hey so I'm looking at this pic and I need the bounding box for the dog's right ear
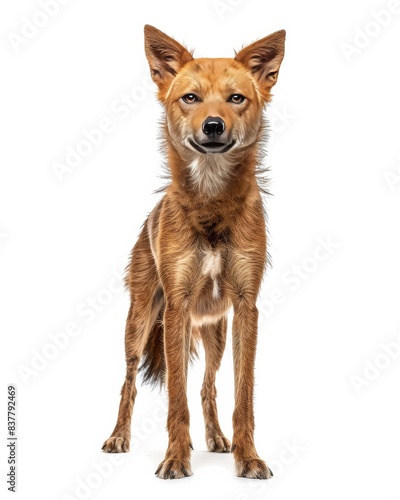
[144,25,193,99]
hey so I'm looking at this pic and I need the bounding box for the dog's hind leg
[101,312,141,453]
[200,317,231,452]
[102,224,162,453]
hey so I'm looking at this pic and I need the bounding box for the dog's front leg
[231,296,273,479]
[155,300,193,479]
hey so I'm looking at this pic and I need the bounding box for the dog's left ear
[144,25,193,99]
[235,30,286,100]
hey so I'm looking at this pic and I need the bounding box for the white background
[1,0,400,499]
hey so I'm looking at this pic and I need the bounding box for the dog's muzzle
[188,116,235,154]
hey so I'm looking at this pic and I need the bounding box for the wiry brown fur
[102,25,285,480]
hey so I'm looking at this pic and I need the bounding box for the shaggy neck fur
[188,154,236,198]
[164,124,267,200]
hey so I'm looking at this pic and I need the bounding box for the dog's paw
[102,436,130,453]
[155,459,193,479]
[236,458,273,479]
[207,435,231,453]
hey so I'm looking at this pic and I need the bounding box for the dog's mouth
[188,138,236,155]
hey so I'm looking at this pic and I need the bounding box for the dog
[102,24,285,480]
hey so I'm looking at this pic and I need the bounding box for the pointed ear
[144,25,193,97]
[235,29,286,100]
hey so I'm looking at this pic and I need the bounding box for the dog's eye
[182,94,199,104]
[228,94,246,104]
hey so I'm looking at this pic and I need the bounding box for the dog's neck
[188,154,242,198]
[165,136,263,201]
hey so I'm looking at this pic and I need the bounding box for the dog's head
[144,25,285,159]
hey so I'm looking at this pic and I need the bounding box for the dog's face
[165,58,264,155]
[144,26,285,158]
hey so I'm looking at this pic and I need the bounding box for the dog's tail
[139,309,165,387]
[139,308,199,388]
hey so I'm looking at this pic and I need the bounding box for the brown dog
[102,25,285,479]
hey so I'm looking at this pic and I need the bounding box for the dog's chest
[201,249,222,299]
[195,211,231,249]
[192,210,231,302]
[191,246,230,323]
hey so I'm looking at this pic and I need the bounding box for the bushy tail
[139,310,165,387]
[139,309,199,388]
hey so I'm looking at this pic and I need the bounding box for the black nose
[202,116,225,136]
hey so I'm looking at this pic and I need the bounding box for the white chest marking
[202,250,221,299]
